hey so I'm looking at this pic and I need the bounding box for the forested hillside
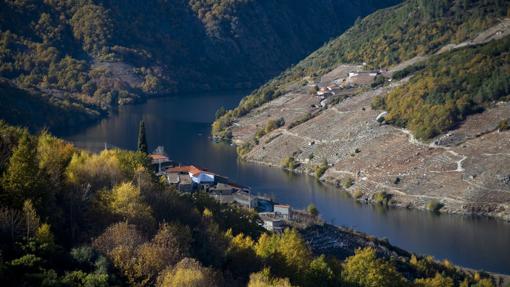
[0,0,400,131]
[213,0,509,138]
[0,122,500,286]
[378,35,510,139]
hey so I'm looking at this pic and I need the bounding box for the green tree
[70,4,112,54]
[307,203,319,217]
[314,159,328,178]
[248,268,293,287]
[305,255,335,286]
[255,228,313,283]
[37,131,74,188]
[35,223,56,253]
[225,230,260,278]
[471,279,496,287]
[342,247,407,287]
[215,106,226,120]
[138,120,148,154]
[110,182,155,229]
[2,133,42,208]
[415,273,454,287]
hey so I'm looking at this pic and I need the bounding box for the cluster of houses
[314,70,383,107]
[148,147,294,232]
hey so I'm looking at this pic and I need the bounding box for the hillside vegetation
[213,0,509,138]
[380,35,510,139]
[0,0,400,131]
[0,79,99,131]
[0,121,500,286]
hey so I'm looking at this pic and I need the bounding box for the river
[57,91,510,275]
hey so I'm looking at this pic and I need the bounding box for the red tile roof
[166,165,207,177]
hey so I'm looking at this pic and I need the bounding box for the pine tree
[2,132,41,208]
[137,120,148,154]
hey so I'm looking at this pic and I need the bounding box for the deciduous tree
[2,133,42,208]
[157,258,219,287]
[342,247,407,287]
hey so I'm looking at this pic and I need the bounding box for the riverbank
[153,152,510,282]
[238,151,510,222]
[227,71,510,221]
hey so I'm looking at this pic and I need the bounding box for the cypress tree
[137,120,148,154]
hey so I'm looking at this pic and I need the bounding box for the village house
[259,212,285,232]
[149,146,173,174]
[274,204,291,220]
[208,183,236,204]
[166,165,216,188]
[233,190,258,209]
[165,171,193,192]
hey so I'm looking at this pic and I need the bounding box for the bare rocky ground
[230,19,510,221]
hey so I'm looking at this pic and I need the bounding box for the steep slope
[0,0,400,131]
[0,79,99,131]
[215,0,510,220]
[213,0,508,137]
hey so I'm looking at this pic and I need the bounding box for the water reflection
[58,91,510,274]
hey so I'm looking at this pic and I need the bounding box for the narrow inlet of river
[57,91,510,275]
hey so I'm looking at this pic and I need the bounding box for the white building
[166,165,215,186]
[274,204,291,219]
[259,212,285,232]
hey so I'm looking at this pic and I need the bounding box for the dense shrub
[314,159,329,178]
[498,119,509,131]
[236,142,254,159]
[255,118,285,140]
[281,156,299,170]
[352,188,363,199]
[288,113,315,129]
[373,192,392,206]
[341,177,354,189]
[426,200,444,213]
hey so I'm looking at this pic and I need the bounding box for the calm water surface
[58,91,510,274]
